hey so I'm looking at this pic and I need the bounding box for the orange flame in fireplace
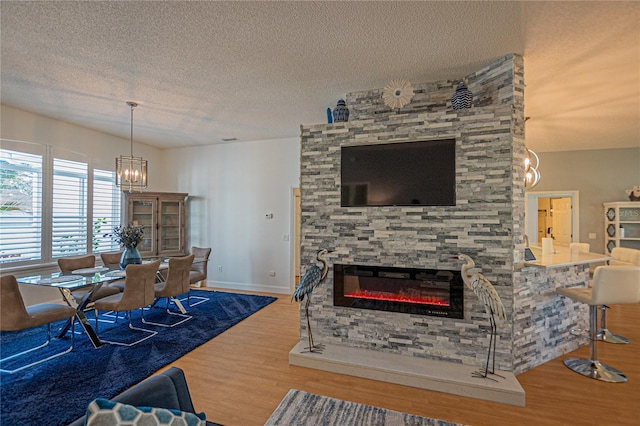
[344,290,449,306]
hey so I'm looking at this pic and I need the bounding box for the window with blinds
[52,158,88,257]
[0,149,43,264]
[0,142,121,267]
[93,169,121,253]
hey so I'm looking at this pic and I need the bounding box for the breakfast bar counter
[524,246,612,268]
[512,246,612,373]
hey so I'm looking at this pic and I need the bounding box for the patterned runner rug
[265,389,464,426]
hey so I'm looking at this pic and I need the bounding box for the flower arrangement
[107,223,144,248]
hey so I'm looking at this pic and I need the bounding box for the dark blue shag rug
[0,290,276,426]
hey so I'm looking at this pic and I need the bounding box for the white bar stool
[557,266,640,383]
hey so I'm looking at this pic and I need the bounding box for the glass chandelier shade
[524,148,541,189]
[116,101,148,192]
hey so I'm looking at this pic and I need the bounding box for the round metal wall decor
[382,79,415,110]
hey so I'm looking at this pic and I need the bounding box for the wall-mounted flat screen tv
[341,139,456,207]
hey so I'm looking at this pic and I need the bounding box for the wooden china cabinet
[125,192,188,258]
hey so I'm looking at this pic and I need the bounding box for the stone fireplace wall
[299,54,525,371]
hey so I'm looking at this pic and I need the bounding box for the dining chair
[93,260,161,346]
[187,247,211,307]
[189,247,211,286]
[0,275,76,374]
[58,255,121,303]
[100,251,126,291]
[143,255,195,327]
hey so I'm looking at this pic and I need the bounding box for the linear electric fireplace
[334,264,464,318]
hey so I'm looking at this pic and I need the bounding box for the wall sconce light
[524,148,541,189]
[115,101,147,192]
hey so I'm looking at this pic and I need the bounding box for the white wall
[159,137,300,294]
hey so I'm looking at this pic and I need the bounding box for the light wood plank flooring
[163,290,639,426]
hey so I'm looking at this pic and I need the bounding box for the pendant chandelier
[115,101,147,192]
[524,148,541,189]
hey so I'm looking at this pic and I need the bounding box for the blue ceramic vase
[332,99,349,122]
[451,82,473,110]
[119,246,142,270]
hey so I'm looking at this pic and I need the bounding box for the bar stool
[569,242,590,255]
[597,247,640,344]
[557,266,640,382]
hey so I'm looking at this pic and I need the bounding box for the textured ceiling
[1,1,638,153]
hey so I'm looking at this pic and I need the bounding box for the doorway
[525,191,580,247]
[290,187,301,293]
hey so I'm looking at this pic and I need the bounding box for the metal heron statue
[292,248,333,353]
[456,253,507,381]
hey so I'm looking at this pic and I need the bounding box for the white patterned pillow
[86,398,206,426]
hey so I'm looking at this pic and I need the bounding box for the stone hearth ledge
[289,341,525,407]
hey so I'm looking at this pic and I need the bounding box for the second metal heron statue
[292,248,333,353]
[455,253,508,381]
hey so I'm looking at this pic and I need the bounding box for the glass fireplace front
[333,264,464,318]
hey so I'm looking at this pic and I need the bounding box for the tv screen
[340,139,456,207]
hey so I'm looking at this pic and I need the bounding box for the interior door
[537,210,546,240]
[552,197,572,246]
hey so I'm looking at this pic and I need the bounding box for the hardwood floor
[164,290,639,425]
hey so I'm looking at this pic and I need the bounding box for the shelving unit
[603,202,640,254]
[126,192,188,257]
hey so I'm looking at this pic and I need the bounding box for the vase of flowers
[107,224,144,269]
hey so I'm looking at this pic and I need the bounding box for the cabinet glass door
[131,200,156,255]
[619,206,640,250]
[158,200,182,253]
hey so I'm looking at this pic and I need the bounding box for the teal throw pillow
[85,398,206,426]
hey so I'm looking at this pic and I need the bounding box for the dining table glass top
[16,272,119,289]
[17,256,206,285]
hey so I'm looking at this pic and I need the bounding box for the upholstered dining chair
[143,255,195,327]
[556,266,640,383]
[100,251,124,269]
[187,247,211,307]
[100,251,126,291]
[93,260,161,346]
[58,255,121,303]
[189,247,211,286]
[0,275,76,374]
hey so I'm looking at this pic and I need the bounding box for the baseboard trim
[206,280,289,294]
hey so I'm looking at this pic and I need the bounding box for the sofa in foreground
[68,367,220,425]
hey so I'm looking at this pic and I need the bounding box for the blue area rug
[0,290,276,426]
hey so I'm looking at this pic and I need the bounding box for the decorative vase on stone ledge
[332,99,349,122]
[451,82,473,110]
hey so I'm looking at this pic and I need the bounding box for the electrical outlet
[218,265,222,272]
[283,234,290,241]
[589,233,596,240]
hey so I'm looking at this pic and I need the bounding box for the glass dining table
[16,256,207,348]
[16,271,122,348]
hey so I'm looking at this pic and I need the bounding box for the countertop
[523,246,612,269]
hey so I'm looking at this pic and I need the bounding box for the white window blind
[52,158,88,257]
[93,169,121,253]
[0,149,43,264]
